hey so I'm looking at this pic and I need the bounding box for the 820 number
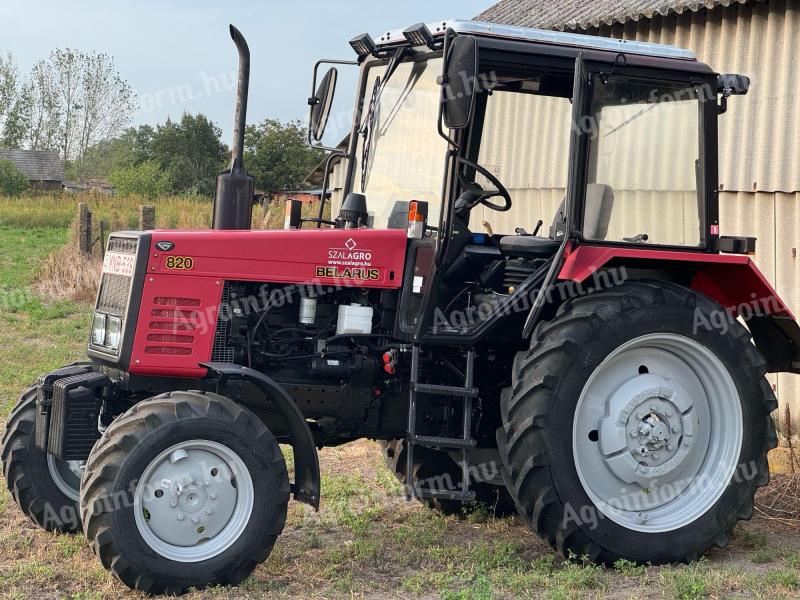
[165,256,194,270]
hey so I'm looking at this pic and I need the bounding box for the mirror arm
[317,150,348,228]
[436,28,459,148]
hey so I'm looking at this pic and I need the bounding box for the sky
[0,1,492,145]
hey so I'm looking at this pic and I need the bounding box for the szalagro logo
[328,238,373,266]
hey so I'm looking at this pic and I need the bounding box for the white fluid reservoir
[336,303,373,335]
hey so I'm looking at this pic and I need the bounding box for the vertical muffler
[212,25,255,230]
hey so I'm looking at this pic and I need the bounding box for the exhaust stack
[212,25,255,230]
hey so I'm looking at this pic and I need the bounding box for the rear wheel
[379,439,515,517]
[1,385,83,532]
[80,391,289,594]
[499,282,777,563]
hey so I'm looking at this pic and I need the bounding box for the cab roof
[375,18,697,61]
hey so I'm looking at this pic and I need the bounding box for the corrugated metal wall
[327,0,800,439]
[586,0,800,441]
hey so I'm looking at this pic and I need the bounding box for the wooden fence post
[77,203,92,254]
[138,205,155,230]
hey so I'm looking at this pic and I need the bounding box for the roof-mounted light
[402,23,435,49]
[349,33,377,58]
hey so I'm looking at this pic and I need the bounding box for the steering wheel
[456,156,512,212]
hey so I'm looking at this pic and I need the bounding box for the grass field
[1,218,800,598]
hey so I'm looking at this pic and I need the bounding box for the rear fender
[558,244,800,373]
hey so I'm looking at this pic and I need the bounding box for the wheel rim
[573,333,743,533]
[46,454,83,502]
[133,439,254,562]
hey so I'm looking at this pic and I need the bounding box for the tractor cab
[309,20,744,342]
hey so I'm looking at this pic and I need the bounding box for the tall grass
[0,192,214,229]
[0,192,329,231]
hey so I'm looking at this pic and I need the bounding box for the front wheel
[1,385,83,532]
[499,282,777,564]
[80,391,289,595]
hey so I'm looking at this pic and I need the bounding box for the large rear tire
[379,439,516,517]
[1,385,83,533]
[499,281,777,564]
[80,391,289,595]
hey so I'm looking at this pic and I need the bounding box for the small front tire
[80,390,289,595]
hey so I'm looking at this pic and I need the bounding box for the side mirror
[442,36,478,130]
[309,67,338,142]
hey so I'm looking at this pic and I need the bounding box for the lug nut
[671,426,679,433]
[652,453,659,460]
[209,492,216,500]
[177,513,184,521]
[205,508,214,515]
[630,431,637,438]
[667,444,673,451]
[191,516,199,524]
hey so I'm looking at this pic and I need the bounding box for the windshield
[352,56,447,228]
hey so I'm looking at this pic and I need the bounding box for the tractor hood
[145,227,408,289]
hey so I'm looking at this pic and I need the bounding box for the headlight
[91,313,106,345]
[106,316,123,350]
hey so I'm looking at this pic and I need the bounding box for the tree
[0,159,29,196]
[0,53,20,142]
[69,124,155,180]
[12,49,135,173]
[150,113,227,195]
[243,119,325,192]
[109,160,171,198]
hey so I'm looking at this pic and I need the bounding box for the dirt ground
[1,439,799,600]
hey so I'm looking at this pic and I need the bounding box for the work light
[349,33,377,57]
[402,23,435,49]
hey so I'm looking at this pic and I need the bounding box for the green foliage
[0,159,28,196]
[108,160,171,198]
[150,113,227,195]
[244,119,325,192]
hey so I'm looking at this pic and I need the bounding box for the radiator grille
[144,296,200,356]
[211,282,235,362]
[97,273,132,316]
[107,236,138,254]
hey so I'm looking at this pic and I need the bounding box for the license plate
[102,252,135,277]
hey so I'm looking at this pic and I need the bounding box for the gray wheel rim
[573,333,743,533]
[46,454,83,502]
[133,439,254,562]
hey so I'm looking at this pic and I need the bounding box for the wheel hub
[134,440,254,562]
[599,375,698,486]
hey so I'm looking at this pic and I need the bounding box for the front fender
[201,362,321,509]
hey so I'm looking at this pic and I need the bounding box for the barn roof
[476,0,760,31]
[0,148,64,182]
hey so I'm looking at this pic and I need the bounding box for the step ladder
[405,345,477,503]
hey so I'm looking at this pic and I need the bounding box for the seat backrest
[548,184,615,240]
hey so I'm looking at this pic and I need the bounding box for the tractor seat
[498,235,560,258]
[498,184,615,258]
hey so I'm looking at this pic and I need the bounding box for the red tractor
[2,19,795,594]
